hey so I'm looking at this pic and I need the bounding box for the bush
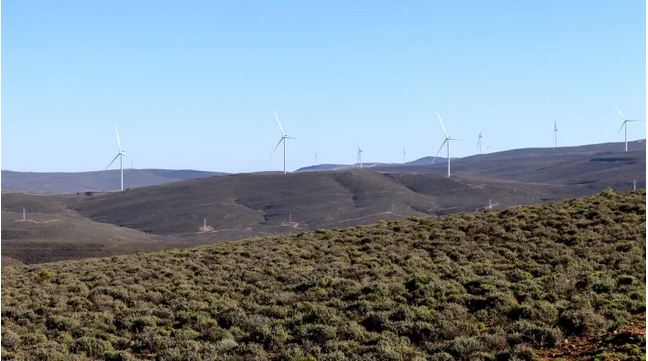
[559,309,608,336]
[72,337,115,358]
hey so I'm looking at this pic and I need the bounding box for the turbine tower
[614,104,640,152]
[432,112,459,177]
[553,118,558,148]
[103,124,126,191]
[357,144,363,168]
[477,132,483,154]
[403,147,406,163]
[269,109,297,174]
[314,152,318,165]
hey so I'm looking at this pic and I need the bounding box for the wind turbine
[432,112,459,177]
[477,132,483,154]
[269,109,297,174]
[553,118,558,148]
[357,144,363,168]
[103,123,126,191]
[403,147,406,163]
[614,104,641,152]
[314,152,318,165]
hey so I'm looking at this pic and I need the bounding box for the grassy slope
[73,171,569,234]
[1,190,645,360]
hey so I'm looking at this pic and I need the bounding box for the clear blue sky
[2,0,646,173]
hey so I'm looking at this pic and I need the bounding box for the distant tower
[23,207,26,221]
[403,147,406,163]
[357,144,363,169]
[554,118,558,148]
[203,218,207,229]
[634,180,636,191]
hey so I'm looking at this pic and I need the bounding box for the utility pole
[23,207,26,221]
[204,218,207,229]
[634,180,636,191]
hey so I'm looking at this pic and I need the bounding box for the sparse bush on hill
[1,190,645,360]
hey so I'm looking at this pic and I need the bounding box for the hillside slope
[1,190,645,360]
[72,171,571,237]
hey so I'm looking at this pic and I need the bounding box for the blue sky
[2,0,646,173]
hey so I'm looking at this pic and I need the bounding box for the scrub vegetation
[2,190,645,360]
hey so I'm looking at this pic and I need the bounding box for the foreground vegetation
[2,190,645,360]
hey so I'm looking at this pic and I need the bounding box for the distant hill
[296,162,388,172]
[1,168,226,193]
[296,140,645,172]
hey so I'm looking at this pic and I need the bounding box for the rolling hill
[2,163,641,265]
[2,190,644,360]
[0,169,225,194]
[296,140,645,173]
[1,140,644,265]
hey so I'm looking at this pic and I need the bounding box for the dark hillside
[2,190,645,360]
[73,171,569,236]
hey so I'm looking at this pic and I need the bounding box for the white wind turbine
[314,152,318,165]
[432,112,459,177]
[477,132,483,154]
[403,147,406,163]
[614,104,641,152]
[357,144,363,168]
[269,109,297,174]
[103,123,126,191]
[553,118,558,148]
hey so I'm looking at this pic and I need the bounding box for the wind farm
[2,1,646,360]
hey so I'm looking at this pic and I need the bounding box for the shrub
[559,309,608,336]
[72,337,115,358]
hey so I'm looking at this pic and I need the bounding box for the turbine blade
[114,123,122,152]
[617,121,627,134]
[614,104,626,120]
[273,109,285,137]
[437,112,448,138]
[431,140,447,164]
[285,136,300,140]
[103,153,120,173]
[268,138,283,159]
